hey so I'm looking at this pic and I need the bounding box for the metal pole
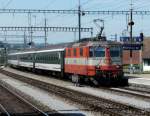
[24,32,26,49]
[74,31,76,42]
[44,18,47,47]
[30,29,33,48]
[4,31,7,43]
[78,0,81,42]
[91,29,93,38]
[140,47,142,73]
[129,2,133,74]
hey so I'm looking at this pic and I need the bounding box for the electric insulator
[82,12,85,16]
[128,21,134,26]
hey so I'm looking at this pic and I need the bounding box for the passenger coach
[8,49,64,76]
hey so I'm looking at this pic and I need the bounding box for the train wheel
[121,77,129,86]
[89,78,99,86]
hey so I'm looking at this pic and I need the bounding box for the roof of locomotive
[72,40,122,47]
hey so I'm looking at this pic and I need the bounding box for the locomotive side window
[80,48,83,56]
[73,48,76,56]
[110,46,121,57]
[68,49,71,57]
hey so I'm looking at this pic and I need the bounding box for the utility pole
[4,31,7,43]
[30,29,33,48]
[24,32,26,49]
[78,0,81,42]
[28,13,33,48]
[44,18,47,47]
[129,0,134,74]
[74,31,76,42]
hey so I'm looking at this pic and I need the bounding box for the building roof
[143,37,150,59]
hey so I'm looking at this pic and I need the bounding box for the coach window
[74,48,76,56]
[80,48,83,56]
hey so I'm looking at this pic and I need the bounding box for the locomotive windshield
[110,46,121,57]
[89,46,105,57]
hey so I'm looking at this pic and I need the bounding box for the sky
[0,0,150,44]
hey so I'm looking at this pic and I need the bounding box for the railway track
[102,86,150,100]
[0,69,150,116]
[124,86,150,94]
[0,104,10,116]
[0,82,49,116]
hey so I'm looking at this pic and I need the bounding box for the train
[8,40,128,86]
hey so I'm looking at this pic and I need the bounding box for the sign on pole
[123,44,141,50]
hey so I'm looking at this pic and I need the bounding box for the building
[142,38,150,72]
[123,50,141,73]
[122,37,150,72]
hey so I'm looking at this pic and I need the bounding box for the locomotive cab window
[94,47,105,57]
[90,46,105,57]
[89,47,94,57]
[110,46,121,57]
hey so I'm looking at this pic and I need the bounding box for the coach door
[33,53,36,71]
[60,51,64,77]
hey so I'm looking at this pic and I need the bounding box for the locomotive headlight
[96,65,100,69]
[116,65,120,68]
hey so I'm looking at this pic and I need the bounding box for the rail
[0,104,10,116]
[0,83,49,116]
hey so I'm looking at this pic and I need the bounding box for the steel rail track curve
[99,87,150,100]
[0,104,10,116]
[123,86,150,94]
[0,83,49,116]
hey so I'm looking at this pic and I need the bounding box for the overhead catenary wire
[135,3,150,10]
[2,0,13,9]
[81,0,92,6]
[1,0,150,44]
[41,0,56,9]
[83,0,125,10]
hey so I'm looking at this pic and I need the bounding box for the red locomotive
[65,39,127,85]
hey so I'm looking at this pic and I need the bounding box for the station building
[122,37,150,72]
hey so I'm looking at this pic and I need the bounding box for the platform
[125,73,150,88]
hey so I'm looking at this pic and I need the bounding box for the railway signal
[140,32,144,42]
